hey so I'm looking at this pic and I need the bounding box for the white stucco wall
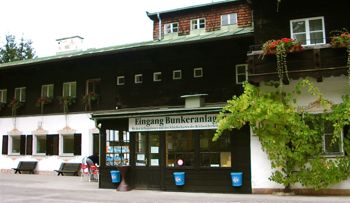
[0,113,98,173]
[250,76,350,190]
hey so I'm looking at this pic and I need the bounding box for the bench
[12,161,38,174]
[54,163,81,176]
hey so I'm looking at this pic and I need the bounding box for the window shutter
[20,135,26,155]
[344,125,349,139]
[2,135,8,155]
[26,135,33,155]
[46,134,59,155]
[74,133,81,155]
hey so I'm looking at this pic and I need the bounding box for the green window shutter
[74,133,81,155]
[20,135,26,155]
[26,135,33,155]
[46,134,59,155]
[2,135,8,155]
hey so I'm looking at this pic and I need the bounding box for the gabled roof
[147,0,241,19]
[0,26,253,70]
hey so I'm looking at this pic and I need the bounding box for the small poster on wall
[150,159,159,166]
[150,146,159,154]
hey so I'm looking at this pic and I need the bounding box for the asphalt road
[0,173,349,203]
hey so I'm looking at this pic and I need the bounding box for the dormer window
[290,17,325,45]
[221,13,237,26]
[164,23,179,34]
[191,18,205,30]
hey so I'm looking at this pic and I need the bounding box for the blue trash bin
[110,170,121,183]
[173,172,185,186]
[230,172,243,187]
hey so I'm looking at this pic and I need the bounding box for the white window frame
[290,16,326,46]
[59,134,74,156]
[135,74,143,84]
[86,78,100,94]
[153,72,162,82]
[33,134,46,156]
[117,76,125,86]
[306,112,344,157]
[193,67,203,78]
[235,64,248,84]
[9,135,21,155]
[173,70,182,80]
[221,13,237,26]
[62,81,76,97]
[14,87,26,102]
[41,84,54,98]
[0,89,7,103]
[191,18,206,30]
[164,22,179,34]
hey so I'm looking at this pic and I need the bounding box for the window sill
[59,154,75,157]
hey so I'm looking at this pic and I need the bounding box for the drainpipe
[157,13,162,41]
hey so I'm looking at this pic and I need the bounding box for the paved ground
[0,173,349,203]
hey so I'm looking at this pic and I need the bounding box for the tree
[0,34,36,63]
[214,80,350,192]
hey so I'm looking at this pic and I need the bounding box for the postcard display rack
[106,130,130,166]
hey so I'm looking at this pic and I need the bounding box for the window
[117,76,125,86]
[235,64,248,84]
[0,89,7,103]
[60,134,74,155]
[41,84,54,98]
[15,87,26,102]
[173,70,182,80]
[193,67,203,78]
[135,132,160,167]
[166,131,194,167]
[63,82,76,97]
[164,22,179,34]
[106,130,130,166]
[34,135,47,155]
[200,130,231,167]
[153,72,162,82]
[59,133,81,156]
[191,18,205,30]
[306,114,344,156]
[135,74,143,84]
[290,17,325,45]
[10,135,21,154]
[86,78,100,94]
[221,13,237,26]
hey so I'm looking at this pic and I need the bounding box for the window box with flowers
[261,38,303,85]
[82,92,99,111]
[8,98,24,116]
[36,96,53,114]
[58,96,76,114]
[330,31,350,84]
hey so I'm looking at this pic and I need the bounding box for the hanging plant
[330,31,350,85]
[8,98,23,117]
[35,96,53,114]
[82,92,99,111]
[261,38,303,87]
[58,96,75,114]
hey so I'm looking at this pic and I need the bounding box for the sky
[1,0,216,57]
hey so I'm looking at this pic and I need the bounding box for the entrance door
[133,132,163,189]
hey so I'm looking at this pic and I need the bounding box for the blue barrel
[173,172,185,186]
[230,172,243,187]
[110,170,120,183]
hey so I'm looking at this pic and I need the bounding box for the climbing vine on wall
[214,80,350,191]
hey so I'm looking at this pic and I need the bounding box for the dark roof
[0,26,253,70]
[147,0,241,19]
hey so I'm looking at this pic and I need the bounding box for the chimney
[181,94,208,108]
[56,36,84,54]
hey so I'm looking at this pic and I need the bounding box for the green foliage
[0,34,36,63]
[58,96,76,114]
[214,80,350,190]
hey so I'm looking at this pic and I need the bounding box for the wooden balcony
[247,44,348,84]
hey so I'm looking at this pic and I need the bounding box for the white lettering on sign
[129,114,217,132]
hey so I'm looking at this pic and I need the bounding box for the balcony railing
[247,43,348,83]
